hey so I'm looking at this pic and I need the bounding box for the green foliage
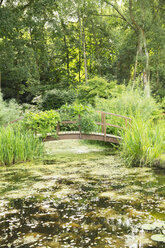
[96,89,162,121]
[0,92,22,126]
[60,103,89,119]
[0,125,43,166]
[59,103,98,133]
[78,113,98,134]
[42,89,76,110]
[121,119,165,167]
[95,89,162,137]
[78,77,112,105]
[0,0,165,102]
[23,110,60,138]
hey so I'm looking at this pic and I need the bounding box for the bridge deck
[44,131,122,144]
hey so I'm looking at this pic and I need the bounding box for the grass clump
[0,125,44,166]
[96,90,161,121]
[121,119,164,167]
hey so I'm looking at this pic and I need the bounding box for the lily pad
[151,234,165,242]
[141,224,156,231]
[153,222,165,229]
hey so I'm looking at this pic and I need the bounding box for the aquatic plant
[121,118,164,167]
[0,125,43,166]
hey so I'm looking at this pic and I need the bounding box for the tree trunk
[142,30,150,97]
[0,71,1,90]
[78,11,88,85]
[82,19,88,85]
[63,35,70,82]
[129,0,150,96]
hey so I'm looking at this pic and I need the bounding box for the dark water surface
[0,141,165,248]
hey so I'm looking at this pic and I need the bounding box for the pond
[0,140,165,248]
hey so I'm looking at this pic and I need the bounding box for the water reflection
[0,140,164,247]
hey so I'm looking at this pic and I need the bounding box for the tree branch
[104,0,137,32]
[92,14,123,20]
[0,0,4,6]
[129,0,141,32]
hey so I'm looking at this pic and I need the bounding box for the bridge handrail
[96,110,132,120]
[5,110,132,142]
[57,110,132,141]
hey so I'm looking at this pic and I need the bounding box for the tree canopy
[0,0,164,102]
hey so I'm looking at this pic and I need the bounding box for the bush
[42,89,76,110]
[78,77,113,105]
[121,119,165,167]
[0,125,43,166]
[0,92,22,125]
[59,103,98,133]
[23,110,61,138]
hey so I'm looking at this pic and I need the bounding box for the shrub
[42,89,76,110]
[121,119,165,167]
[23,110,61,138]
[78,77,114,105]
[59,103,98,133]
[0,125,43,166]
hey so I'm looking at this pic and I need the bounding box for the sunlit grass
[121,119,165,167]
[0,124,44,166]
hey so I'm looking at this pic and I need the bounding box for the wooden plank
[96,122,123,129]
[104,114,106,142]
[78,114,82,139]
[44,132,121,144]
[56,122,60,134]
[125,119,127,128]
[62,121,77,124]
[96,110,132,120]
[101,112,104,133]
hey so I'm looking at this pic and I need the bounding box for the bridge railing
[95,110,132,141]
[56,110,132,141]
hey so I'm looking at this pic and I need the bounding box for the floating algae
[0,140,164,247]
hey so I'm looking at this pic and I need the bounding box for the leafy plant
[78,77,113,106]
[23,110,61,138]
[59,103,98,133]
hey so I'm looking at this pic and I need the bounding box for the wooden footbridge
[44,111,131,144]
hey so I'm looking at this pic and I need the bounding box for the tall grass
[96,90,161,120]
[0,93,22,126]
[0,125,44,166]
[121,119,165,167]
[95,89,162,136]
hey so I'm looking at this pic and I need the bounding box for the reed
[0,125,43,166]
[121,119,164,167]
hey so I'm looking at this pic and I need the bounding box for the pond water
[0,140,165,248]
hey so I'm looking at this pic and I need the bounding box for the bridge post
[125,119,127,129]
[101,112,106,141]
[78,115,82,139]
[56,122,60,135]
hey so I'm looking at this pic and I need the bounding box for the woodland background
[0,0,164,106]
